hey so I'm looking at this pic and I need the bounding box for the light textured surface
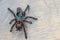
[0,0,60,40]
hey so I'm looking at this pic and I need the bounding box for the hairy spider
[8,5,38,39]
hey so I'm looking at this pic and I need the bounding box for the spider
[8,5,38,39]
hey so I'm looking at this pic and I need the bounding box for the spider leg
[10,22,16,32]
[23,24,27,39]
[24,20,32,24]
[22,5,30,16]
[8,8,16,18]
[24,5,30,13]
[25,16,38,20]
[9,19,15,24]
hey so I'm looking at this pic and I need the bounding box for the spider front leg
[10,22,16,32]
[25,16,38,20]
[22,5,30,16]
[8,8,16,18]
[24,5,30,12]
[23,24,27,39]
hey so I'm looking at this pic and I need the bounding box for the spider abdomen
[16,20,23,26]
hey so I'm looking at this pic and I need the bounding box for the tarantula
[8,5,37,39]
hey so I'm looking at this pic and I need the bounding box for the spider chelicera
[8,5,38,39]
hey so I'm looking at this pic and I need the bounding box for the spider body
[8,5,38,39]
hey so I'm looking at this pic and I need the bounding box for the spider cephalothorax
[8,5,38,39]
